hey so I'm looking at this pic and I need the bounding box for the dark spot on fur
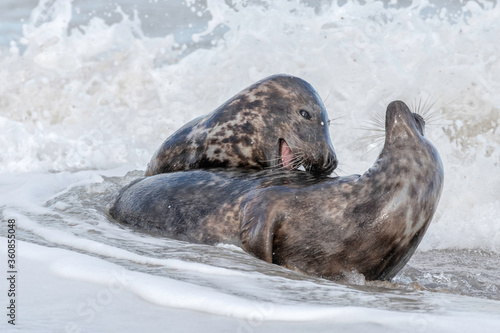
[209,138,220,145]
[351,199,381,227]
[231,142,245,156]
[246,100,263,110]
[240,122,255,135]
[410,185,418,199]
[216,130,226,137]
[198,157,230,169]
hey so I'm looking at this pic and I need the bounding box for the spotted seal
[110,101,444,281]
[145,74,338,176]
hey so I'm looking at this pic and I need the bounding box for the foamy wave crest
[0,0,183,172]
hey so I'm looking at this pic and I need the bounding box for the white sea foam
[2,240,499,332]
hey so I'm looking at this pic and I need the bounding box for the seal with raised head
[145,74,338,176]
[110,101,444,281]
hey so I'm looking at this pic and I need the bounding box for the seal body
[145,74,337,176]
[111,101,444,281]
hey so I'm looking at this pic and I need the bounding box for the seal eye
[299,110,311,120]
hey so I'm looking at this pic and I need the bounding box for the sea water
[0,0,499,332]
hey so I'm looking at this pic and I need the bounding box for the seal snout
[385,100,425,143]
[386,100,411,124]
[278,138,338,175]
[324,152,338,174]
[309,151,337,175]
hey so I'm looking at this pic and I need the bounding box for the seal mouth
[279,139,295,169]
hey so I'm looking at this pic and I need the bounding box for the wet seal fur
[111,101,444,281]
[145,74,338,176]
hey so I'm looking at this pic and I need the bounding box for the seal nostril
[322,153,337,174]
[310,153,337,175]
[330,156,338,172]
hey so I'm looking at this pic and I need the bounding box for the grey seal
[145,74,338,176]
[110,101,444,281]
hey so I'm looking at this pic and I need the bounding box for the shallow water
[1,0,500,332]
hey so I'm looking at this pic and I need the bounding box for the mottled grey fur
[145,74,337,176]
[110,101,444,281]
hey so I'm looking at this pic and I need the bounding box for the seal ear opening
[240,198,278,263]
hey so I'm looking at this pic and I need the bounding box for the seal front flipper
[240,192,282,263]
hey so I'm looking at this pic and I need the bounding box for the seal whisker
[261,158,287,167]
[322,85,335,106]
[423,99,458,129]
[422,108,443,124]
[261,156,286,163]
[331,165,349,176]
[425,122,448,127]
[328,116,344,128]
[421,96,440,118]
[370,112,386,129]
[302,161,312,172]
[284,145,310,168]
[360,141,384,158]
[355,136,385,157]
[287,154,307,168]
[410,95,441,120]
[358,135,385,144]
[409,96,449,133]
[263,152,307,170]
[358,134,386,141]
[356,125,385,132]
[410,97,420,116]
[358,114,385,133]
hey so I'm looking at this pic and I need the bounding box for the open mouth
[279,139,295,169]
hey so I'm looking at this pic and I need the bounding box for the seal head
[145,74,337,176]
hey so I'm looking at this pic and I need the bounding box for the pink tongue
[280,140,294,169]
